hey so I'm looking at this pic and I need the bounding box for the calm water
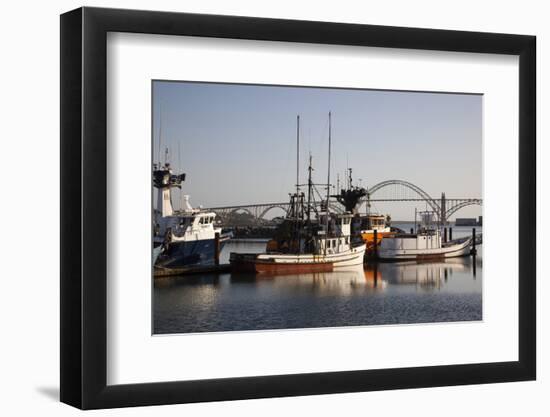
[154,225,482,334]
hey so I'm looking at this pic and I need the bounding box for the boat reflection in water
[154,245,482,334]
[369,256,479,291]
[249,264,387,295]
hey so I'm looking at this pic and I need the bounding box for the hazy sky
[153,81,482,220]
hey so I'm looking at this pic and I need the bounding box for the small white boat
[377,211,472,261]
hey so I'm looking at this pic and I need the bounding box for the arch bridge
[363,179,482,225]
[204,179,481,226]
[205,201,343,225]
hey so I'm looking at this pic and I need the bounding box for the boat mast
[307,153,313,225]
[296,115,300,198]
[325,112,332,236]
[293,115,301,252]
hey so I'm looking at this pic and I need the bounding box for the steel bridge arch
[258,205,289,220]
[445,200,482,219]
[367,179,441,213]
[225,207,255,218]
[209,209,230,222]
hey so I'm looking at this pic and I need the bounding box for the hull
[156,237,228,268]
[378,237,472,261]
[230,244,366,274]
[152,245,163,265]
[361,229,394,256]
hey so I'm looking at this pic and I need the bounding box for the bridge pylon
[440,192,446,226]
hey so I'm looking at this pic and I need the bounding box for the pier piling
[215,232,220,266]
[374,229,378,258]
[471,227,477,256]
[449,227,453,241]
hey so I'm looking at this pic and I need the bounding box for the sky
[152,81,482,221]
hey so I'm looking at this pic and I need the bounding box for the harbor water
[154,224,482,334]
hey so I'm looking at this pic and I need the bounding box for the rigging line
[314,116,329,170]
[279,116,298,201]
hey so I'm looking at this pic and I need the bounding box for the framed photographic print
[60,6,536,409]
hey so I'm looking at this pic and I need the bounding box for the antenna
[178,141,182,211]
[346,153,351,189]
[158,102,163,167]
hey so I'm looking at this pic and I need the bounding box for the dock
[154,264,231,278]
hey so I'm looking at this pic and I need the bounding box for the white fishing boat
[230,113,366,274]
[230,211,366,273]
[377,211,472,261]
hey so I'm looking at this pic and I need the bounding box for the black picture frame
[60,6,536,410]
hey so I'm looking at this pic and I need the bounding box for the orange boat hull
[361,231,394,256]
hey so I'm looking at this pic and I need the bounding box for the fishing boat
[230,113,366,274]
[360,214,395,255]
[377,211,472,261]
[230,210,366,273]
[153,161,231,269]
